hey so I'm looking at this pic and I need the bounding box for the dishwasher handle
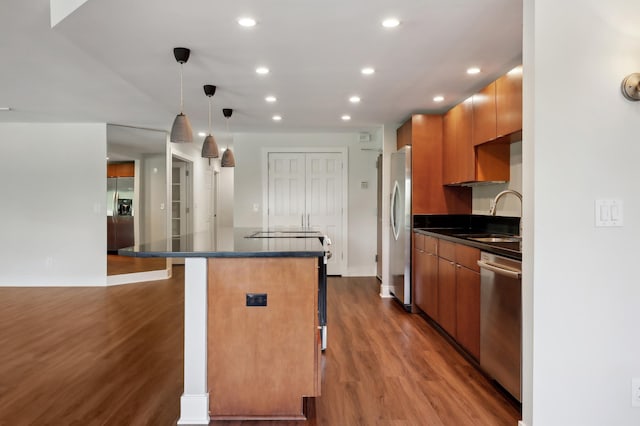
[477,260,521,279]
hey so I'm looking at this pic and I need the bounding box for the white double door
[267,152,344,276]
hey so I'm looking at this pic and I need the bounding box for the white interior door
[267,153,306,228]
[267,151,344,276]
[305,153,343,275]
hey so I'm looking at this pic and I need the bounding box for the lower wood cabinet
[414,234,439,320]
[437,256,457,337]
[455,263,480,359]
[413,231,481,360]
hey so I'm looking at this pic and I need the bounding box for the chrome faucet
[489,189,522,216]
[489,190,523,239]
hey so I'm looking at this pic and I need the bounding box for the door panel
[268,154,306,228]
[268,152,344,275]
[306,153,342,275]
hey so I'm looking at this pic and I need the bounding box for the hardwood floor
[107,254,168,276]
[0,272,520,425]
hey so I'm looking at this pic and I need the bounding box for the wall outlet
[632,378,640,407]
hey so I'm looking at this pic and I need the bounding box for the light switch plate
[595,199,623,227]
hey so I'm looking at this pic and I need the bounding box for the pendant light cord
[208,97,212,134]
[179,63,184,113]
[225,117,230,149]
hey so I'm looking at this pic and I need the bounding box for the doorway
[265,150,346,276]
[171,156,193,262]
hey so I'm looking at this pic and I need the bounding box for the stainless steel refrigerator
[107,177,135,252]
[389,145,412,310]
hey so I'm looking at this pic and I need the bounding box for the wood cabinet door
[422,252,439,319]
[414,245,426,312]
[455,264,480,360]
[442,106,458,185]
[437,257,456,337]
[472,82,497,146]
[496,66,523,137]
[456,97,474,183]
[396,119,412,149]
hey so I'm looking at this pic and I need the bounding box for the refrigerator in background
[107,176,135,252]
[389,145,412,311]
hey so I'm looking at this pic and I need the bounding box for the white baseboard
[106,269,170,286]
[177,393,210,425]
[379,284,393,298]
[343,267,376,277]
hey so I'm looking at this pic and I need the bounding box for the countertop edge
[119,250,325,258]
[414,228,522,261]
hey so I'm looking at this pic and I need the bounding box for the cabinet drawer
[414,232,425,251]
[438,240,455,261]
[455,244,480,272]
[424,236,438,255]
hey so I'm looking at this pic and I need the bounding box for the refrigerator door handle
[112,191,118,220]
[390,180,400,241]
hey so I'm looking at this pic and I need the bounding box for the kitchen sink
[468,236,521,243]
[451,233,521,243]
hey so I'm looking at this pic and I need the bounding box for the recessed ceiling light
[256,66,270,75]
[361,67,375,75]
[507,65,523,75]
[265,95,277,103]
[467,67,481,75]
[238,17,256,27]
[198,131,207,137]
[382,18,400,28]
[273,115,282,121]
[433,95,444,102]
[0,107,12,111]
[349,96,361,103]
[341,115,351,121]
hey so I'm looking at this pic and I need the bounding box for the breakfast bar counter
[120,228,328,424]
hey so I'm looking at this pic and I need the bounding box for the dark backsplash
[413,214,520,235]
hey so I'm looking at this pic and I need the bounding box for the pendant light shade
[170,47,193,143]
[221,108,236,167]
[221,147,236,167]
[171,113,193,143]
[201,85,219,164]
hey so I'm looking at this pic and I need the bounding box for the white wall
[524,1,640,425]
[233,132,380,276]
[140,153,167,244]
[0,123,107,286]
[472,141,522,217]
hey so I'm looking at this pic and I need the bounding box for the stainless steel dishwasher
[478,252,522,402]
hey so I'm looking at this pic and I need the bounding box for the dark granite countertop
[412,214,522,260]
[118,227,326,258]
[414,228,521,260]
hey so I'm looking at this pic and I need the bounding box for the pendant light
[201,84,219,164]
[170,47,193,143]
[221,108,236,167]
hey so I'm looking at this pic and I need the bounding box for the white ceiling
[0,0,522,136]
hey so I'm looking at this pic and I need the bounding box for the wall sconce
[621,73,640,101]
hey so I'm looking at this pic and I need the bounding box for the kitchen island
[120,228,328,424]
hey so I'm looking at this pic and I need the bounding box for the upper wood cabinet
[443,98,474,185]
[107,162,135,177]
[496,66,523,138]
[396,119,412,149]
[472,67,523,145]
[472,82,497,146]
[397,115,471,215]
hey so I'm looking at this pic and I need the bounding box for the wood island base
[207,257,321,419]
